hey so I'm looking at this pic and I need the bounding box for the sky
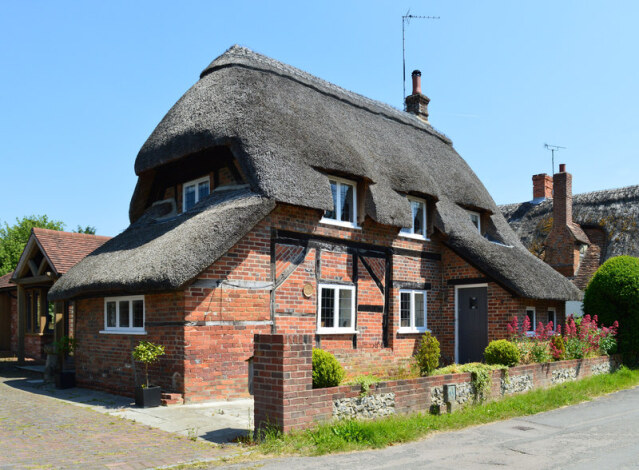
[1,1,638,237]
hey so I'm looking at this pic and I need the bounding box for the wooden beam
[17,285,25,364]
[28,259,39,277]
[13,275,54,286]
[37,257,48,275]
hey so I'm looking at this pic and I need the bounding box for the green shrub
[550,335,566,360]
[484,340,520,367]
[312,348,344,388]
[415,332,440,376]
[583,256,639,354]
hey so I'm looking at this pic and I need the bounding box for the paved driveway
[0,363,243,469]
[237,385,639,469]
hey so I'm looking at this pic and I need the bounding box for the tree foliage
[74,225,96,235]
[583,256,639,354]
[0,215,65,276]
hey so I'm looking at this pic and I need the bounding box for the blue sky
[2,1,638,236]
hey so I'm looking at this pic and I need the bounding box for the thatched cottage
[48,45,580,402]
[501,166,639,290]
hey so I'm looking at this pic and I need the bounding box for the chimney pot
[559,163,566,173]
[405,69,429,122]
[411,70,422,95]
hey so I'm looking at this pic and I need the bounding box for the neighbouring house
[48,45,581,403]
[500,165,639,291]
[8,228,110,361]
[0,272,17,353]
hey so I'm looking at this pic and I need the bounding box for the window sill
[397,328,430,334]
[100,329,147,335]
[316,329,359,335]
[319,218,362,230]
[399,232,430,241]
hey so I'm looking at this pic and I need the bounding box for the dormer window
[468,211,481,233]
[321,177,357,228]
[400,196,427,240]
[183,176,210,211]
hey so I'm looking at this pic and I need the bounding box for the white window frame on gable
[317,284,357,334]
[320,177,359,229]
[525,306,536,337]
[182,176,210,212]
[400,196,428,240]
[102,295,146,334]
[468,210,481,233]
[398,289,428,333]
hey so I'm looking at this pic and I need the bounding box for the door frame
[454,283,488,363]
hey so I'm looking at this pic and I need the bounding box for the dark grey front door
[458,286,488,364]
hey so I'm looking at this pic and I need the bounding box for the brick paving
[0,362,233,469]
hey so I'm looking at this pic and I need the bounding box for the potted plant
[132,340,165,408]
[54,335,77,389]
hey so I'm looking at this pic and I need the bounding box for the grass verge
[256,366,639,456]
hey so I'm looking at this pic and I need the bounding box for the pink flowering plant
[506,314,618,363]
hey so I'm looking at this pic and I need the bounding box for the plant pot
[55,370,76,389]
[135,385,162,408]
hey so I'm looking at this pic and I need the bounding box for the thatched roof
[501,185,639,261]
[49,45,581,301]
[49,189,275,300]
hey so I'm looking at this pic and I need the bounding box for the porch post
[17,284,25,364]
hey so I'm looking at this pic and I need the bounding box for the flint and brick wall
[253,334,620,433]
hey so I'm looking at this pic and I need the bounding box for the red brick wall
[74,293,187,397]
[253,334,619,433]
[75,202,566,401]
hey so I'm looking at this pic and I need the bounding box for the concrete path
[12,364,253,443]
[0,362,250,469]
[236,385,639,469]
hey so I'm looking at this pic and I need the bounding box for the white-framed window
[317,284,356,334]
[547,307,557,332]
[398,289,428,333]
[400,196,428,240]
[525,306,536,336]
[183,176,210,211]
[320,177,358,228]
[468,210,481,233]
[102,296,146,334]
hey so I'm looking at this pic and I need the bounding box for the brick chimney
[543,163,590,277]
[405,70,430,122]
[532,173,553,200]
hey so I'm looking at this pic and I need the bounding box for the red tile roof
[32,228,111,275]
[0,272,14,290]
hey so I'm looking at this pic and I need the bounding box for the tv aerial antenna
[402,9,439,106]
[544,143,566,175]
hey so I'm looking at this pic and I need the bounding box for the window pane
[106,302,117,327]
[338,289,352,328]
[548,310,555,328]
[340,183,354,222]
[415,292,425,328]
[320,288,335,328]
[400,292,410,327]
[198,180,210,200]
[119,301,130,328]
[184,184,196,210]
[325,180,337,220]
[470,213,480,230]
[412,201,424,236]
[526,310,535,331]
[133,300,144,328]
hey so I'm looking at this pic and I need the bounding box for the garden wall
[253,334,620,433]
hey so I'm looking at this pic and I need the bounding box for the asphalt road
[239,386,639,469]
